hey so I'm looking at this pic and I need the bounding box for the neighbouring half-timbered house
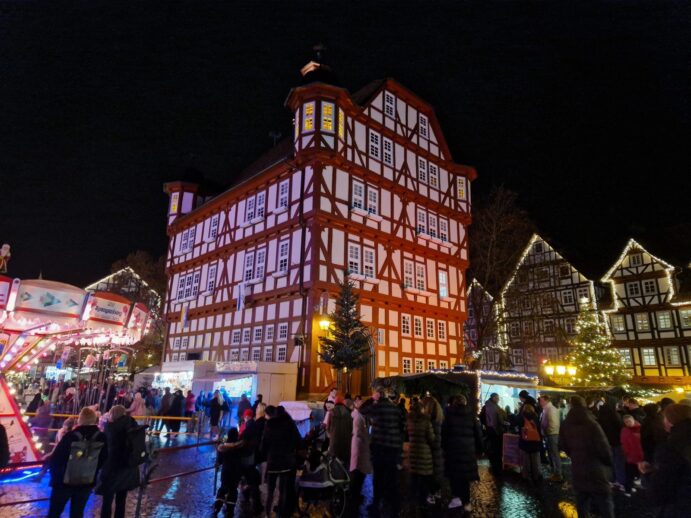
[463,280,501,370]
[601,239,691,385]
[500,234,597,374]
[161,58,476,398]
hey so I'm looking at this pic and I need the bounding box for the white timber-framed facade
[161,63,476,398]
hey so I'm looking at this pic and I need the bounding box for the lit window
[437,321,446,340]
[643,279,656,295]
[363,248,376,278]
[439,219,449,242]
[265,325,274,341]
[439,360,448,370]
[561,290,574,305]
[416,264,426,291]
[426,319,435,339]
[206,263,217,293]
[384,92,395,117]
[416,208,427,234]
[176,274,186,300]
[383,138,393,166]
[456,177,466,200]
[417,158,428,183]
[438,271,448,298]
[278,323,288,340]
[415,359,424,373]
[577,287,590,301]
[369,132,380,160]
[277,346,287,362]
[418,114,428,138]
[629,253,642,266]
[680,309,691,329]
[254,248,266,279]
[321,102,334,132]
[635,313,650,331]
[246,196,256,222]
[403,358,412,374]
[232,330,241,344]
[244,251,255,282]
[367,188,378,215]
[253,327,262,342]
[657,311,672,330]
[626,283,641,297]
[338,109,345,139]
[209,214,220,239]
[264,347,273,362]
[230,349,239,361]
[348,244,361,275]
[428,214,438,239]
[242,329,251,343]
[641,347,657,367]
[251,348,261,361]
[428,163,439,188]
[256,192,266,219]
[303,102,315,132]
[404,261,414,289]
[414,317,423,337]
[402,315,411,335]
[427,360,436,371]
[352,181,364,210]
[278,240,290,274]
[278,180,290,209]
[611,315,626,332]
[618,349,633,367]
[240,349,249,361]
[664,346,681,366]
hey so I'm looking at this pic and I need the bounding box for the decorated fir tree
[319,274,372,391]
[565,302,631,387]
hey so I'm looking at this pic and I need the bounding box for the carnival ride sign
[14,280,86,318]
[89,293,131,326]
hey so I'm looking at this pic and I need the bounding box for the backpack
[63,432,105,486]
[126,424,149,468]
[521,418,540,442]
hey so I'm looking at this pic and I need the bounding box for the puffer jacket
[442,403,482,482]
[407,412,435,476]
[261,412,302,472]
[96,415,141,494]
[327,404,352,467]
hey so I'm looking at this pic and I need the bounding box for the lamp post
[542,360,577,386]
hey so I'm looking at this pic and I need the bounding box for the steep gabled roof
[467,278,494,301]
[600,238,675,282]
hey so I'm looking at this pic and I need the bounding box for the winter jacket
[209,398,228,426]
[167,394,184,417]
[350,409,372,474]
[127,397,147,420]
[261,412,302,472]
[442,403,481,482]
[185,394,196,414]
[96,415,141,494]
[620,424,644,464]
[650,418,691,517]
[359,397,405,450]
[597,404,622,447]
[236,397,252,420]
[159,393,172,415]
[326,404,352,467]
[254,416,267,463]
[540,402,560,436]
[429,417,444,482]
[559,406,612,495]
[49,425,107,488]
[407,413,435,476]
[641,412,667,463]
[518,414,542,453]
[481,399,506,433]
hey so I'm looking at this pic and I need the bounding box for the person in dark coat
[213,427,242,517]
[260,406,302,518]
[97,405,141,518]
[518,404,542,484]
[166,390,185,437]
[326,396,353,467]
[236,393,252,423]
[442,395,481,512]
[156,387,172,434]
[407,401,435,507]
[559,396,614,518]
[251,394,263,414]
[640,403,691,518]
[27,393,43,413]
[209,390,228,439]
[422,396,445,503]
[597,399,625,489]
[0,422,9,469]
[48,407,108,518]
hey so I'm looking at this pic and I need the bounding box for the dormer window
[630,253,642,266]
[321,102,335,132]
[419,114,429,138]
[302,102,315,132]
[384,92,395,117]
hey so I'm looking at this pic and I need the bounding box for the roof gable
[601,238,675,282]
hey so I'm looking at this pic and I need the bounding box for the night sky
[2,1,690,287]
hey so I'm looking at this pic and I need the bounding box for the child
[620,414,644,496]
[213,428,242,517]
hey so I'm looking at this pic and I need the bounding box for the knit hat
[243,409,254,418]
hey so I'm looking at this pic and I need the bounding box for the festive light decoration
[564,300,631,387]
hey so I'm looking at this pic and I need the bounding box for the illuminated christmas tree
[565,301,631,387]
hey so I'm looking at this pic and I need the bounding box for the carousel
[0,275,149,469]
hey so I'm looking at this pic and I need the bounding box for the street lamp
[542,360,577,385]
[319,318,331,331]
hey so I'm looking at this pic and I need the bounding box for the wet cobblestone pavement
[0,449,660,517]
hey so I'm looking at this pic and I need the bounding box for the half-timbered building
[162,58,476,398]
[601,239,691,385]
[463,280,502,370]
[500,234,596,374]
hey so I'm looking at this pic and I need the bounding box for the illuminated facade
[162,60,475,397]
[499,234,597,374]
[601,239,691,385]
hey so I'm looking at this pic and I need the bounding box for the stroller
[297,429,350,518]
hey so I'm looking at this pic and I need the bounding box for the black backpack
[63,432,105,485]
[126,424,149,467]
